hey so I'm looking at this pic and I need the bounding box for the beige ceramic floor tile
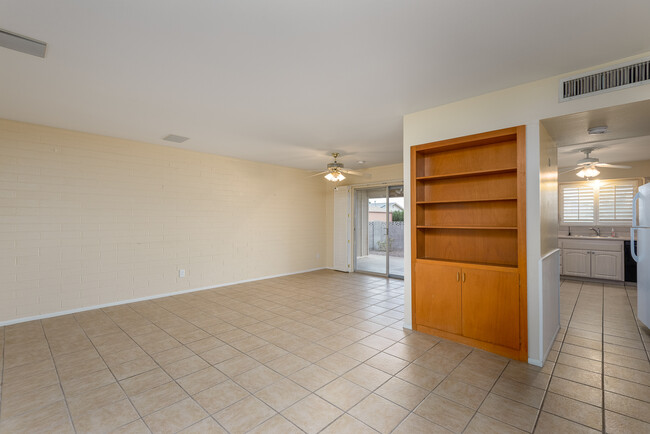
[547,377,602,407]
[66,382,126,417]
[316,377,370,411]
[73,399,140,433]
[178,417,226,433]
[316,352,360,375]
[552,363,602,388]
[131,381,189,416]
[289,364,337,391]
[321,414,378,434]
[365,352,410,375]
[214,395,276,433]
[534,411,599,433]
[143,397,207,434]
[604,375,650,402]
[349,393,409,433]
[491,375,545,408]
[247,414,302,434]
[393,413,451,434]
[396,363,445,390]
[375,376,429,410]
[605,390,650,423]
[464,413,527,433]
[605,410,650,433]
[112,418,152,433]
[176,366,227,395]
[193,380,250,414]
[433,377,488,410]
[282,394,343,434]
[0,400,74,434]
[414,393,474,432]
[478,393,538,432]
[255,378,310,411]
[0,383,64,420]
[542,392,602,431]
[233,365,283,393]
[119,368,172,397]
[265,353,311,376]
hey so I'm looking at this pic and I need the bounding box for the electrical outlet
[179,269,185,278]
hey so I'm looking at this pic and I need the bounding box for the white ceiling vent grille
[163,134,189,143]
[560,57,650,102]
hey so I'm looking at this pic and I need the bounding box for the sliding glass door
[354,185,404,278]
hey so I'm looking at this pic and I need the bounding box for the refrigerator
[631,182,650,328]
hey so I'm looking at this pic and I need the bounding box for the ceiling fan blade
[340,169,362,176]
[559,167,580,175]
[308,171,329,177]
[594,163,632,169]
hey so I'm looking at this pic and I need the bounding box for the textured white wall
[0,119,328,323]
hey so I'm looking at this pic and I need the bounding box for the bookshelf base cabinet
[411,126,527,362]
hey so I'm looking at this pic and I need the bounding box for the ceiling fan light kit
[325,171,345,182]
[314,153,362,182]
[559,147,631,179]
[576,166,600,179]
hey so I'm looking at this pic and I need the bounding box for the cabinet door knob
[462,273,466,283]
[457,271,460,282]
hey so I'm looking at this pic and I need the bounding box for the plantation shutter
[598,181,636,223]
[561,184,594,224]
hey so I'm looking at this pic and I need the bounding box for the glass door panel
[388,186,405,278]
[355,187,388,275]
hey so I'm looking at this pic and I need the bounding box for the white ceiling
[2,1,650,171]
[543,100,650,167]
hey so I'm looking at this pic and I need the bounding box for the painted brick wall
[0,119,328,323]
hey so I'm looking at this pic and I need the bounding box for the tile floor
[0,271,648,433]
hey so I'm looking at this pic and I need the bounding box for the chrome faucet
[589,227,600,236]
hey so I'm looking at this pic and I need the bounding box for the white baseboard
[527,357,543,367]
[0,267,326,327]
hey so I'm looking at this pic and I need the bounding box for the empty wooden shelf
[411,126,527,361]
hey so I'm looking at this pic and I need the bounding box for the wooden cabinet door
[461,267,520,349]
[591,250,622,281]
[415,261,462,334]
[562,249,591,277]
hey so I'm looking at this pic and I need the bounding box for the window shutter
[562,184,594,223]
[598,182,635,223]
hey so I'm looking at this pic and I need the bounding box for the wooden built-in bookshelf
[411,126,527,361]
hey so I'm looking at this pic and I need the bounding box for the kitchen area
[543,100,650,353]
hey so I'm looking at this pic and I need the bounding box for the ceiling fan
[560,147,631,178]
[312,153,362,182]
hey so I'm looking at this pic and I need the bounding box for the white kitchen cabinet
[562,249,591,278]
[591,250,622,280]
[559,238,624,281]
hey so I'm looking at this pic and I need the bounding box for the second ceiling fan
[560,147,631,178]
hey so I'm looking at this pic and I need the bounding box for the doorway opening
[354,185,404,278]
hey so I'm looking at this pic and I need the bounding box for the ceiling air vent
[560,57,650,102]
[163,134,189,143]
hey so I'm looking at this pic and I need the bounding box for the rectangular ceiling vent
[0,28,47,58]
[560,57,650,102]
[163,134,189,143]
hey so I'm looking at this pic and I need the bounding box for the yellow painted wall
[0,119,328,323]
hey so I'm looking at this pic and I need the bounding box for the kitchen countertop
[558,235,630,241]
